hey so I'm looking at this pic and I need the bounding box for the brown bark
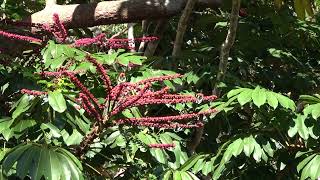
[46,0,57,7]
[19,0,221,29]
[24,0,186,29]
[144,19,168,56]
[172,0,197,58]
[213,0,241,95]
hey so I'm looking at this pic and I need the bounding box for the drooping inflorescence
[0,14,159,52]
[26,54,218,153]
[6,13,218,153]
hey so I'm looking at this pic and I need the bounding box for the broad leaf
[48,91,67,113]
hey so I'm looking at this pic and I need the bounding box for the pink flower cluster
[1,13,159,51]
[20,89,47,96]
[34,55,218,130]
[73,33,106,47]
[42,13,68,43]
[0,30,42,43]
[0,19,43,28]
[148,143,175,149]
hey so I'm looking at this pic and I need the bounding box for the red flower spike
[110,83,151,116]
[116,120,204,129]
[116,109,217,123]
[73,33,106,47]
[137,74,182,85]
[64,72,103,110]
[20,89,47,96]
[85,55,112,94]
[80,93,102,121]
[52,13,68,43]
[0,30,42,43]
[148,143,175,149]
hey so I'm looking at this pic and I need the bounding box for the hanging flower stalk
[1,13,159,52]
[29,54,218,156]
[11,13,217,153]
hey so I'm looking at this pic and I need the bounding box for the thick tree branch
[172,0,197,58]
[23,0,186,29]
[18,0,221,29]
[188,0,241,155]
[46,0,57,7]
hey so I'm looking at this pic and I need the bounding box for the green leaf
[160,133,173,145]
[12,119,37,133]
[105,131,121,145]
[251,87,267,107]
[0,118,14,140]
[297,154,317,173]
[62,129,83,146]
[243,136,255,157]
[41,123,61,138]
[180,171,194,180]
[311,104,320,119]
[192,158,205,174]
[227,88,246,98]
[289,115,309,140]
[173,171,182,180]
[12,94,32,120]
[147,134,167,164]
[187,172,200,180]
[179,154,205,171]
[253,142,262,162]
[48,91,67,113]
[163,170,172,180]
[262,141,274,157]
[237,89,252,106]
[202,161,213,175]
[231,139,243,157]
[300,155,319,180]
[276,94,296,111]
[266,92,278,109]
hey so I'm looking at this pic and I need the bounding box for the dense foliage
[1,0,320,179]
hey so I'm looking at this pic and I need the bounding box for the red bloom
[0,30,42,43]
[20,89,47,96]
[73,33,106,47]
[148,143,175,149]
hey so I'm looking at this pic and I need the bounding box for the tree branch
[45,0,57,7]
[188,0,241,155]
[144,19,168,56]
[213,0,241,95]
[172,0,197,58]
[23,0,186,29]
[18,0,221,29]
